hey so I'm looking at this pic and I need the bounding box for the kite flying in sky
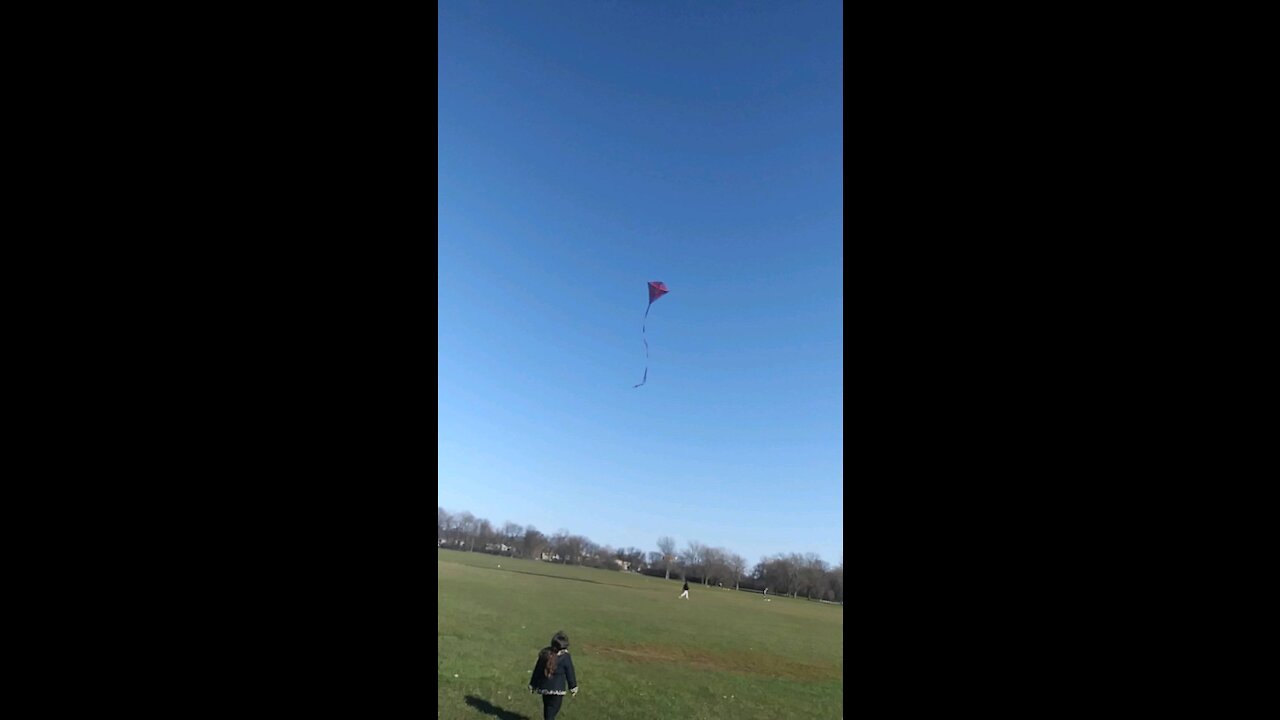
[634,281,669,388]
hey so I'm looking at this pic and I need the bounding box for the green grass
[438,548,843,719]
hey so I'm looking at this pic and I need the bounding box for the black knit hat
[551,631,570,650]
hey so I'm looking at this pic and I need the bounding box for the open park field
[438,548,843,719]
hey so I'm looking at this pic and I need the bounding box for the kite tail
[634,302,652,388]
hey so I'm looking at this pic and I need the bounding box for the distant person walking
[679,580,690,599]
[529,631,577,719]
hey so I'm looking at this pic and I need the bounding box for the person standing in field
[529,631,577,720]
[679,579,690,599]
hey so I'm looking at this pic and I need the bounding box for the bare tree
[590,544,611,569]
[701,547,718,584]
[657,536,677,580]
[565,535,591,564]
[684,541,707,584]
[441,513,460,546]
[437,508,840,599]
[786,553,804,597]
[502,522,522,555]
[523,526,548,560]
[753,554,795,596]
[616,547,645,571]
[438,508,451,542]
[703,547,728,586]
[800,553,828,599]
[551,530,571,562]
[548,532,592,565]
[728,553,747,590]
[457,511,479,551]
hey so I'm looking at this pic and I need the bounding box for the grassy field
[438,548,842,719]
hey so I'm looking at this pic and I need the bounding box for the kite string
[634,301,653,387]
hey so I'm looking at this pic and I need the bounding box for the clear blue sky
[438,1,842,570]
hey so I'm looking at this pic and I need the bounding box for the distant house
[613,558,631,571]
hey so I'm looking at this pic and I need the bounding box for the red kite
[635,281,669,388]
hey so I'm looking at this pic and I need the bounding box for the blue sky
[438,1,842,569]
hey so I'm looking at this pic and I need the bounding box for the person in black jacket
[529,631,577,720]
[680,579,690,599]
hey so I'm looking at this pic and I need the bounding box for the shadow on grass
[464,695,531,720]
[497,567,637,589]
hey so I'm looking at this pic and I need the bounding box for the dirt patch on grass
[588,643,839,681]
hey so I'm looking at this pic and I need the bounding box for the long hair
[540,631,570,677]
[539,646,558,677]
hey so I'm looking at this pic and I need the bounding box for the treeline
[438,508,843,603]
